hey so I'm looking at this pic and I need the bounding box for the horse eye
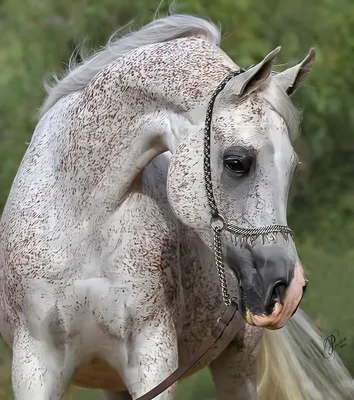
[224,155,252,176]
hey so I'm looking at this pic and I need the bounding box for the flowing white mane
[40,13,300,141]
[40,14,221,117]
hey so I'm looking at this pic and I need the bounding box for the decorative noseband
[203,69,293,306]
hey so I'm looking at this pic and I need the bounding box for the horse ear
[232,46,281,98]
[273,48,316,96]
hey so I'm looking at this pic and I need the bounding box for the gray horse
[0,13,353,400]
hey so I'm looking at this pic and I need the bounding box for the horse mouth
[243,261,307,330]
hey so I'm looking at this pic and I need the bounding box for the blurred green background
[0,0,354,398]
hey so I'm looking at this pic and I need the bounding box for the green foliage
[0,0,354,398]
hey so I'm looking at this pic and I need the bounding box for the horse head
[167,46,315,329]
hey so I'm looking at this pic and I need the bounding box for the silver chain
[212,225,231,306]
[203,69,293,307]
[226,221,292,244]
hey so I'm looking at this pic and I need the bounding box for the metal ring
[210,214,225,232]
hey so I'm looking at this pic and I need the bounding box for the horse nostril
[274,283,287,305]
[265,282,287,315]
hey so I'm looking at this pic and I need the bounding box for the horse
[0,12,353,400]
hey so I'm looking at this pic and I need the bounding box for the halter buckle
[210,214,225,232]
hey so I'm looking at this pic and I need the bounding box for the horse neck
[42,38,233,212]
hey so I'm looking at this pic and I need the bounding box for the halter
[137,69,295,400]
[203,69,293,306]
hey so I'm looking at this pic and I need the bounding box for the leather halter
[136,68,292,399]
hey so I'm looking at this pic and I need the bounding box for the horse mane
[39,12,300,141]
[39,14,221,118]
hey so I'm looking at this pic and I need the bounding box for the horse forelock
[260,78,301,141]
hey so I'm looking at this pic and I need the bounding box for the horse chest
[71,318,240,392]
[69,239,241,392]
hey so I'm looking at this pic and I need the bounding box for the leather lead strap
[136,301,238,400]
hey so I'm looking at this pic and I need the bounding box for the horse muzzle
[226,244,307,330]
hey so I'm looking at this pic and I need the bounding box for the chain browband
[203,68,293,306]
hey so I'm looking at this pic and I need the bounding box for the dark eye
[224,155,252,176]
